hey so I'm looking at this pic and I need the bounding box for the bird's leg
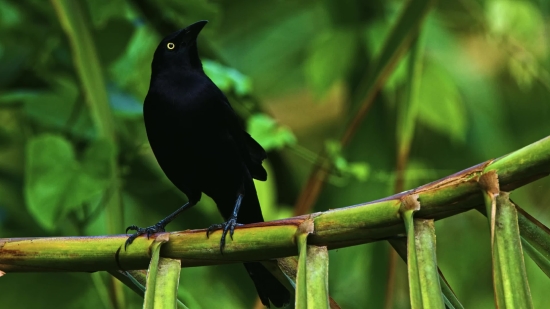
[206,194,244,253]
[124,201,195,250]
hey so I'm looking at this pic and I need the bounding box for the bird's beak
[178,20,208,45]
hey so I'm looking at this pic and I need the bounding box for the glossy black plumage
[124,20,290,307]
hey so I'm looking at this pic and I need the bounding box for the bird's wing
[241,131,267,180]
[214,92,267,181]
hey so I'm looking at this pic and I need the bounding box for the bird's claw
[206,217,243,254]
[124,223,166,250]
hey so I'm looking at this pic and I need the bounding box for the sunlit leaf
[110,25,159,98]
[203,60,252,96]
[325,140,370,183]
[305,29,358,97]
[417,62,466,143]
[486,0,544,45]
[247,113,296,151]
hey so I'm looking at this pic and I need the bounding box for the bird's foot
[206,216,243,253]
[124,223,166,250]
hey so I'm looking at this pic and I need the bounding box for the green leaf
[324,140,370,184]
[81,139,116,187]
[507,56,538,91]
[0,0,22,29]
[25,135,75,230]
[84,0,129,28]
[203,60,253,96]
[24,134,114,231]
[486,0,544,46]
[0,78,95,137]
[247,113,296,151]
[110,25,159,99]
[417,63,466,143]
[305,29,357,97]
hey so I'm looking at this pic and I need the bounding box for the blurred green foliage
[0,0,549,308]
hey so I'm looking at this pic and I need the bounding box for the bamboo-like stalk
[492,194,533,308]
[295,220,313,309]
[143,235,169,309]
[477,202,550,282]
[411,220,444,308]
[515,205,550,277]
[109,270,189,309]
[388,239,464,309]
[152,258,183,309]
[0,136,549,272]
[479,171,533,309]
[305,246,329,309]
[50,1,124,306]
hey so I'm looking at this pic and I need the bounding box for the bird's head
[151,20,208,74]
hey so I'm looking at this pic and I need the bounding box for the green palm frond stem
[0,136,548,272]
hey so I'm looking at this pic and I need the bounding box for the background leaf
[24,134,113,231]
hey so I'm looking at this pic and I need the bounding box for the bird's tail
[237,174,290,307]
[244,262,290,308]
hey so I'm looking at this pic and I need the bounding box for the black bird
[124,20,290,307]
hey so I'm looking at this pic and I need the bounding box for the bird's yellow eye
[167,42,175,50]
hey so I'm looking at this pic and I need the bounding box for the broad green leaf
[247,113,296,151]
[0,0,21,29]
[110,25,159,99]
[25,134,76,230]
[84,0,129,28]
[417,63,466,143]
[203,60,253,96]
[486,0,544,90]
[486,0,544,46]
[508,57,538,90]
[25,134,114,231]
[324,140,370,184]
[305,29,357,97]
[81,139,116,186]
[0,78,95,137]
